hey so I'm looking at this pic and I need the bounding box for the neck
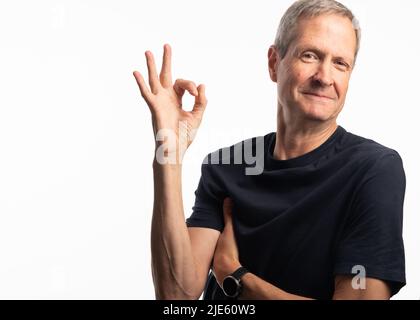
[273,106,338,161]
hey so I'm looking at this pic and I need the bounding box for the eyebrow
[295,45,354,65]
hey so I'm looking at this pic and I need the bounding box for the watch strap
[230,266,249,281]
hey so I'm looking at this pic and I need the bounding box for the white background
[0,0,419,299]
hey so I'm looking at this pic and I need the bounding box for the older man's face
[269,14,357,123]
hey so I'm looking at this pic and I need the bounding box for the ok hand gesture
[133,44,208,163]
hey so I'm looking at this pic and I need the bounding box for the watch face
[222,276,239,297]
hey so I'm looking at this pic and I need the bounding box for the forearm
[240,272,391,300]
[151,160,201,299]
[239,273,314,300]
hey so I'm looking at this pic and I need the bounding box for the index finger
[159,43,173,88]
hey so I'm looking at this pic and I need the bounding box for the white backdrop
[0,0,418,299]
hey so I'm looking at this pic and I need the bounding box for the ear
[268,45,279,82]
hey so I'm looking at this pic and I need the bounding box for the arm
[332,275,390,300]
[237,271,390,300]
[134,44,218,299]
[151,164,220,299]
[213,198,391,300]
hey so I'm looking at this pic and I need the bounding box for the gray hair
[274,0,361,64]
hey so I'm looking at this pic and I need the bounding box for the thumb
[223,197,233,226]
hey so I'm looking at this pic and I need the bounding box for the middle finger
[160,44,173,88]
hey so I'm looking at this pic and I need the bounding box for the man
[133,0,406,300]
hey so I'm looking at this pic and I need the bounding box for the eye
[301,52,318,62]
[335,60,350,70]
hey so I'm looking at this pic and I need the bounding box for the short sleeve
[334,152,406,296]
[186,160,226,232]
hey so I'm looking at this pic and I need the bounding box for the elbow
[156,292,201,300]
[155,287,202,300]
[154,278,203,300]
[152,265,204,300]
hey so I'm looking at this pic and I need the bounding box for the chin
[301,103,337,121]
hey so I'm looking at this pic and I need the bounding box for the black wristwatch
[221,266,249,299]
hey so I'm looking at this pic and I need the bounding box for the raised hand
[133,44,208,163]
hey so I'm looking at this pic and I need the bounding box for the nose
[312,62,333,87]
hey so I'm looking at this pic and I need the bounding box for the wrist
[152,158,182,170]
[153,139,186,166]
[221,266,249,299]
[222,261,242,279]
[214,257,241,283]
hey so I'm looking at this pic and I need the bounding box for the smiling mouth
[302,92,334,100]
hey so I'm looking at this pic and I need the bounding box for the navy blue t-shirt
[186,125,406,299]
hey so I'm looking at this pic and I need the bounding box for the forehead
[292,14,357,61]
